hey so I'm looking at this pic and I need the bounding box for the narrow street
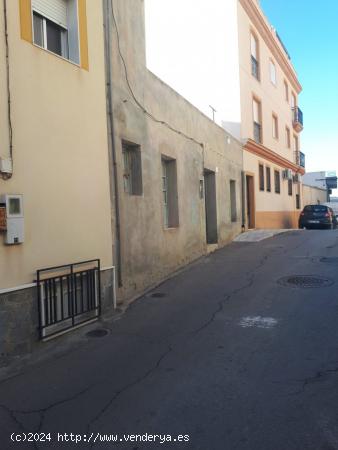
[2,230,338,450]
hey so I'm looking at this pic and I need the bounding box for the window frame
[269,59,277,86]
[122,141,143,196]
[259,163,265,191]
[272,113,279,140]
[19,0,88,69]
[253,96,263,144]
[286,126,291,149]
[274,170,281,194]
[266,166,271,192]
[230,180,237,222]
[250,31,260,81]
[33,11,69,59]
[284,80,289,102]
[288,179,293,196]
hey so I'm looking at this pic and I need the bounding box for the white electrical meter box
[0,194,24,244]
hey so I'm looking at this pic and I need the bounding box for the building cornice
[239,0,302,94]
[244,139,305,175]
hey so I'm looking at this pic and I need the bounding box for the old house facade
[106,0,244,302]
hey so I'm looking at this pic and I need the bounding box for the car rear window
[304,205,328,212]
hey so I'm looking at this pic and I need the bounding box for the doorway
[246,175,255,229]
[204,170,218,244]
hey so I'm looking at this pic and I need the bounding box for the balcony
[251,56,260,80]
[292,106,303,132]
[253,122,262,144]
[295,151,305,168]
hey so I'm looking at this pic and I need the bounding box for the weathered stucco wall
[111,0,243,302]
[0,1,113,291]
[302,185,328,206]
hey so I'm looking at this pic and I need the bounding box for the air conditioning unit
[293,173,301,183]
[282,169,293,180]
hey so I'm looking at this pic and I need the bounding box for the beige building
[0,0,115,355]
[146,0,305,230]
[238,0,305,229]
[302,185,328,207]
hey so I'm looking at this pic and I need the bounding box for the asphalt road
[2,229,338,450]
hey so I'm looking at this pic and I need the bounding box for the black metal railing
[37,259,101,340]
[251,56,260,80]
[293,106,303,127]
[253,122,262,144]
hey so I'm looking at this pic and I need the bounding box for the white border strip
[0,283,36,294]
[0,266,116,295]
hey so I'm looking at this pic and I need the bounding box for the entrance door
[204,170,218,244]
[246,175,255,229]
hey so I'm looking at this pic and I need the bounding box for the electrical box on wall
[0,157,13,174]
[0,194,24,244]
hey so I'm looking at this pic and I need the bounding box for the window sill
[32,43,81,69]
[164,227,179,231]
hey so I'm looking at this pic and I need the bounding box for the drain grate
[320,257,338,265]
[151,292,167,298]
[86,328,109,338]
[278,275,334,289]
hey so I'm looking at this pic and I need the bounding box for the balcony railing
[295,151,305,168]
[253,122,262,144]
[251,56,260,80]
[292,106,303,132]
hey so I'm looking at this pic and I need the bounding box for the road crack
[86,345,173,447]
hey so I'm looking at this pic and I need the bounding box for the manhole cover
[151,292,166,298]
[86,329,109,338]
[278,275,334,289]
[320,257,338,265]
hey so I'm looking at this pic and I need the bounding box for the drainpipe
[241,171,246,232]
[103,0,123,288]
[1,0,13,180]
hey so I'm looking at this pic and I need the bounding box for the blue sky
[146,0,338,192]
[260,0,338,178]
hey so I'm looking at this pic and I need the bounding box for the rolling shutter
[32,0,68,29]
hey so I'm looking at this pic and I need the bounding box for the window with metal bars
[275,170,281,194]
[266,167,271,192]
[259,164,265,191]
[122,141,143,196]
[288,179,293,196]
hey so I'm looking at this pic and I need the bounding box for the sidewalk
[234,229,301,242]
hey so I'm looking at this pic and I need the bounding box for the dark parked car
[299,204,338,229]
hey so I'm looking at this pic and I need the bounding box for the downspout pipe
[241,170,246,232]
[2,0,13,179]
[103,0,123,289]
